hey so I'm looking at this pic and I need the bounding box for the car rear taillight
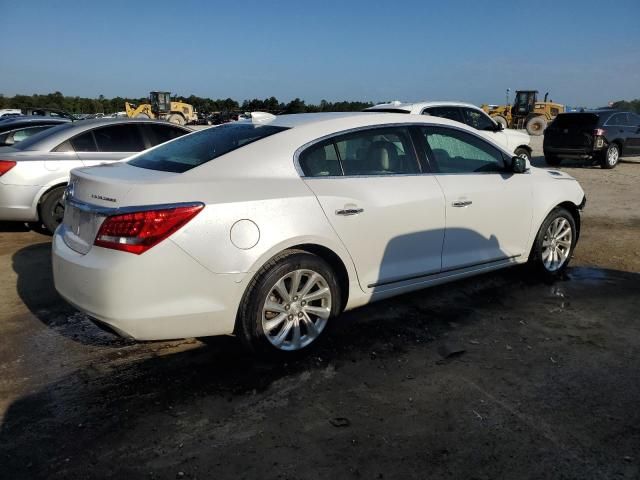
[94,203,203,255]
[0,160,17,176]
[593,128,606,136]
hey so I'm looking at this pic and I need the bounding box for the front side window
[423,107,464,123]
[129,122,288,173]
[142,124,188,146]
[93,125,145,152]
[462,108,495,131]
[299,127,420,177]
[421,127,505,174]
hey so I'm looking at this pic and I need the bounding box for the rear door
[626,113,640,153]
[72,124,146,166]
[419,126,533,270]
[299,126,446,291]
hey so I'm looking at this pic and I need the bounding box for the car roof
[364,101,481,114]
[14,118,191,151]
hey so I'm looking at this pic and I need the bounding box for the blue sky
[3,0,639,106]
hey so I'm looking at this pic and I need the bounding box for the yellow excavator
[125,91,197,125]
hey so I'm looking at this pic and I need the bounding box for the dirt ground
[0,138,639,479]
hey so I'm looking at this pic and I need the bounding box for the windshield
[129,122,289,173]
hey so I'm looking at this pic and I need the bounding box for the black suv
[543,110,640,169]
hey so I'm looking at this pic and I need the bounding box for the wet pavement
[1,228,639,479]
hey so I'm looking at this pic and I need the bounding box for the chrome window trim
[293,122,514,179]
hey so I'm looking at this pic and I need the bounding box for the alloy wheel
[261,269,331,351]
[607,146,619,166]
[541,217,573,271]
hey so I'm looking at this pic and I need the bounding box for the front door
[419,126,533,270]
[299,126,446,290]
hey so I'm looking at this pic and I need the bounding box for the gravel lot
[0,135,639,479]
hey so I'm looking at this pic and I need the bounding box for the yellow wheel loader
[125,91,197,126]
[481,90,564,136]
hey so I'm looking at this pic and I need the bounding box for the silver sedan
[0,119,190,232]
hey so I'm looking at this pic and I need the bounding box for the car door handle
[336,208,364,216]
[452,200,473,207]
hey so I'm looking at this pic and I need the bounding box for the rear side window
[422,107,464,123]
[605,113,629,126]
[299,127,420,177]
[141,124,188,146]
[422,127,505,174]
[129,123,288,173]
[93,125,145,152]
[71,131,98,152]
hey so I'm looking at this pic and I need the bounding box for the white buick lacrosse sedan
[53,112,585,355]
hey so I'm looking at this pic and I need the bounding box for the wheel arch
[556,200,581,241]
[36,181,68,213]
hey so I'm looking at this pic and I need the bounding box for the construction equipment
[125,91,197,125]
[481,90,564,136]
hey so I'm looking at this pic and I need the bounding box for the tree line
[611,99,640,114]
[0,91,374,115]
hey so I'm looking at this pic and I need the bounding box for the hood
[503,128,530,145]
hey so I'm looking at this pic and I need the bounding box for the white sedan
[52,112,585,355]
[365,101,532,159]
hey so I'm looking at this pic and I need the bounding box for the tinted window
[299,142,342,177]
[0,126,50,146]
[70,131,98,152]
[422,107,464,123]
[462,108,495,131]
[300,127,420,177]
[422,127,505,174]
[552,113,599,129]
[93,124,145,152]
[129,123,288,173]
[143,124,188,146]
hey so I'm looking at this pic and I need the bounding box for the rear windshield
[552,113,600,128]
[129,123,288,173]
[12,123,74,150]
[365,108,410,114]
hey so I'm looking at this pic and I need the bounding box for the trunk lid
[545,113,599,149]
[61,162,182,254]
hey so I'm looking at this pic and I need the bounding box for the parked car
[0,117,70,147]
[52,112,585,356]
[543,110,640,169]
[0,119,190,232]
[365,101,533,159]
[22,108,78,121]
[0,109,23,119]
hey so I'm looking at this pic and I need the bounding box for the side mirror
[511,156,527,173]
[494,121,504,131]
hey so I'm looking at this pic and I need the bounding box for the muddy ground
[0,139,639,479]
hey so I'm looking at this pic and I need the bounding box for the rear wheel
[600,143,619,169]
[39,186,66,234]
[526,116,547,136]
[168,114,185,126]
[544,154,562,166]
[237,250,341,356]
[135,113,150,119]
[529,207,576,279]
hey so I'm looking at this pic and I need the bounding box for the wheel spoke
[298,272,319,298]
[291,320,302,349]
[301,312,319,338]
[290,270,302,297]
[303,286,330,302]
[272,318,293,346]
[304,305,330,319]
[264,301,286,314]
[264,313,287,332]
[274,279,290,302]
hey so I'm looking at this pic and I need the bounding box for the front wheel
[601,143,619,169]
[529,207,577,279]
[167,114,186,126]
[237,250,341,356]
[514,147,531,161]
[526,116,547,136]
[39,186,66,234]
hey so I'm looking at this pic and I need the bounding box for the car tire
[168,114,186,126]
[237,250,341,357]
[528,206,576,279]
[544,154,562,166]
[526,116,547,136]
[494,116,508,129]
[39,186,66,234]
[135,113,150,119]
[600,143,620,169]
[514,147,531,161]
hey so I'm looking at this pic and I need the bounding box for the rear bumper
[0,183,40,221]
[52,232,248,340]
